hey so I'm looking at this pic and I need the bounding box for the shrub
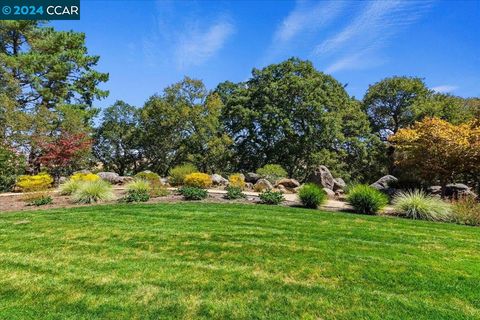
[224,186,246,200]
[59,179,80,195]
[150,182,170,197]
[184,172,212,188]
[256,164,287,183]
[259,190,284,205]
[298,183,327,209]
[178,186,208,200]
[0,146,25,192]
[121,179,151,203]
[72,180,115,204]
[16,172,53,192]
[452,196,480,226]
[135,171,161,184]
[70,172,100,182]
[228,173,246,189]
[392,190,452,222]
[346,184,388,215]
[169,163,197,186]
[25,193,53,206]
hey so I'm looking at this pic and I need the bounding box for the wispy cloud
[432,85,458,93]
[274,0,346,43]
[141,1,235,70]
[318,0,432,73]
[176,20,235,68]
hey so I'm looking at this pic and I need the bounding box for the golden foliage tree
[389,118,480,188]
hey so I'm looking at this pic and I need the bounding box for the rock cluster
[306,165,345,198]
[370,175,398,197]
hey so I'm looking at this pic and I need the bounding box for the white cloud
[432,85,458,93]
[319,0,432,73]
[274,0,346,43]
[176,20,235,68]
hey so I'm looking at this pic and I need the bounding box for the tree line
[1,21,479,190]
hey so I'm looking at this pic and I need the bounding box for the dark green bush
[26,194,53,206]
[122,190,150,203]
[346,184,388,215]
[0,146,25,192]
[224,186,246,200]
[298,183,326,209]
[259,190,284,205]
[178,186,208,200]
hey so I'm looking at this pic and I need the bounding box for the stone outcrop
[254,179,273,192]
[306,165,335,190]
[275,178,300,189]
[323,187,335,199]
[370,175,398,196]
[211,174,228,186]
[333,178,346,191]
[244,172,260,184]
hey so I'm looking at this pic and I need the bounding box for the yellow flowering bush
[70,172,100,182]
[16,172,53,192]
[228,173,245,189]
[183,172,212,188]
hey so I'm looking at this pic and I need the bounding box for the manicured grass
[0,203,479,319]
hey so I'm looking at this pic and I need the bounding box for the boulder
[428,186,442,196]
[98,172,123,184]
[275,178,300,189]
[333,178,346,191]
[254,179,273,192]
[119,176,134,184]
[276,185,288,194]
[323,187,336,199]
[58,176,68,184]
[245,182,254,190]
[160,177,169,185]
[211,174,228,186]
[370,175,398,196]
[244,172,261,183]
[306,165,335,190]
[445,183,477,199]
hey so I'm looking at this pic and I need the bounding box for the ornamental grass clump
[59,179,80,195]
[298,183,327,209]
[72,180,115,204]
[169,163,197,186]
[184,172,212,188]
[452,196,480,226]
[122,179,151,203]
[347,184,388,215]
[392,189,452,222]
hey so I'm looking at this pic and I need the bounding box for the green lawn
[0,203,479,319]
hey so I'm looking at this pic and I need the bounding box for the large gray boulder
[306,165,335,190]
[370,175,398,197]
[323,187,336,199]
[244,172,260,183]
[254,179,273,192]
[333,178,346,191]
[98,172,123,184]
[275,178,300,189]
[211,174,228,186]
[445,183,477,199]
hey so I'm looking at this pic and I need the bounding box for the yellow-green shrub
[16,172,53,192]
[70,172,100,182]
[183,172,212,188]
[169,163,197,186]
[228,174,245,189]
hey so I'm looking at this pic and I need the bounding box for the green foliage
[0,21,108,173]
[224,186,246,200]
[178,186,208,200]
[94,101,141,175]
[452,197,480,226]
[0,145,24,192]
[256,164,287,183]
[259,190,284,205]
[150,184,170,197]
[138,78,232,175]
[121,179,151,202]
[16,173,53,192]
[25,193,53,206]
[135,171,160,184]
[169,163,197,186]
[363,76,429,139]
[298,183,327,209]
[59,180,80,196]
[347,185,389,215]
[392,190,452,222]
[72,180,115,204]
[216,58,376,181]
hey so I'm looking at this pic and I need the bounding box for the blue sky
[53,0,480,109]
